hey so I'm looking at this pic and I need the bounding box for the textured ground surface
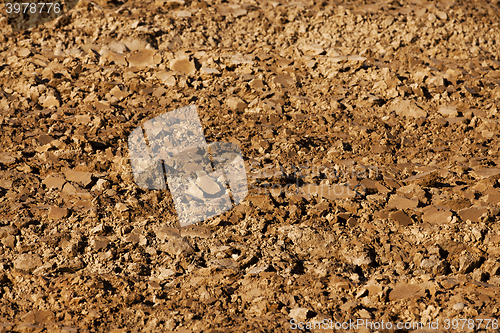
[1,0,500,332]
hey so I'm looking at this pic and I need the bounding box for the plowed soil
[1,0,500,332]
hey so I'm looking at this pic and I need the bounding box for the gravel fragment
[14,254,42,273]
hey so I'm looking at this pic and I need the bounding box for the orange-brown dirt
[1,0,500,332]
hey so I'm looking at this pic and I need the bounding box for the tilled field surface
[1,0,500,331]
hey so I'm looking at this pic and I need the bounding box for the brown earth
[1,0,500,332]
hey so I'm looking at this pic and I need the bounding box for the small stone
[391,99,427,118]
[161,237,194,257]
[148,281,162,290]
[229,5,247,17]
[482,129,495,138]
[0,153,16,165]
[0,323,14,332]
[92,238,108,251]
[170,57,196,75]
[42,175,66,189]
[95,99,111,111]
[59,258,85,272]
[458,207,488,222]
[213,258,239,270]
[38,134,54,145]
[0,179,12,189]
[389,210,413,226]
[106,51,128,66]
[300,44,324,56]
[92,179,110,192]
[155,227,181,241]
[388,283,422,301]
[75,114,92,125]
[123,38,150,52]
[124,231,146,246]
[196,174,222,196]
[360,178,378,193]
[481,258,500,275]
[348,55,367,61]
[330,275,352,289]
[458,251,482,273]
[17,48,31,57]
[186,183,205,200]
[356,288,369,298]
[173,10,191,18]
[365,283,383,296]
[247,266,268,275]
[346,250,373,266]
[2,235,16,249]
[153,87,167,98]
[155,70,176,86]
[108,42,127,53]
[436,10,448,20]
[48,207,69,220]
[289,307,309,322]
[115,203,129,212]
[248,195,275,210]
[397,183,426,199]
[155,267,176,281]
[483,188,500,205]
[438,105,458,117]
[200,67,221,75]
[42,95,60,108]
[61,183,92,199]
[180,225,212,238]
[387,194,418,210]
[439,278,459,290]
[422,207,453,224]
[14,254,42,273]
[249,79,264,90]
[127,49,160,67]
[384,177,402,189]
[420,255,448,275]
[229,54,253,65]
[64,170,93,187]
[415,170,441,187]
[273,74,294,88]
[110,86,129,99]
[227,96,247,111]
[357,309,372,319]
[310,184,356,200]
[83,92,97,104]
[470,168,500,179]
[91,223,106,235]
[23,310,54,324]
[340,300,359,312]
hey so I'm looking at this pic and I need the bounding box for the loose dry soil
[1,0,500,332]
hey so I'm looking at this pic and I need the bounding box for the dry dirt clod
[13,254,43,273]
[170,57,196,76]
[48,206,69,220]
